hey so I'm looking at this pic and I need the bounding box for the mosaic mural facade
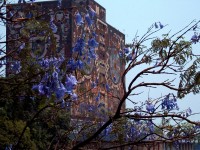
[6,0,125,119]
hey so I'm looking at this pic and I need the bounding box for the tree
[1,0,200,149]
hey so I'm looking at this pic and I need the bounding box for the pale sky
[96,0,200,121]
[96,0,200,43]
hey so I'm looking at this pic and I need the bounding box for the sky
[96,0,200,121]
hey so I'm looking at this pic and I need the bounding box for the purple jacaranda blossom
[161,94,178,111]
[88,105,95,112]
[123,48,129,54]
[8,11,14,18]
[154,22,164,29]
[159,22,164,29]
[130,125,136,135]
[49,57,60,67]
[92,32,98,38]
[71,93,78,101]
[188,107,192,114]
[95,78,99,84]
[32,56,78,102]
[86,57,91,64]
[73,37,85,56]
[154,22,158,29]
[60,99,71,110]
[161,94,170,110]
[191,33,199,44]
[60,99,66,108]
[127,53,133,60]
[55,56,65,68]
[147,120,154,133]
[85,13,93,27]
[146,101,155,113]
[119,50,124,57]
[95,92,100,101]
[67,58,77,71]
[37,83,50,96]
[88,38,98,47]
[39,58,49,69]
[88,6,96,19]
[91,81,96,88]
[50,76,59,92]
[104,125,112,136]
[56,83,66,100]
[113,76,116,82]
[33,71,61,97]
[186,107,192,117]
[32,84,39,91]
[41,73,50,83]
[105,83,110,92]
[76,59,84,69]
[75,11,83,26]
[52,70,59,81]
[69,75,77,84]
[50,20,57,33]
[88,48,96,59]
[39,57,64,69]
[65,75,77,94]
[18,42,25,53]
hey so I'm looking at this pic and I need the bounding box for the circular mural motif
[30,36,48,59]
